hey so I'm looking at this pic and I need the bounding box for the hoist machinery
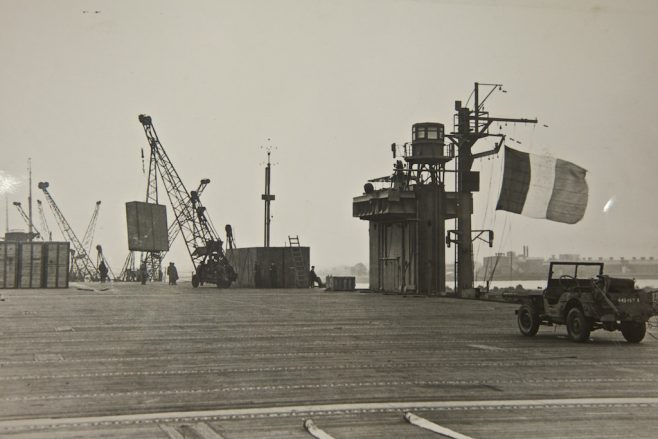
[137,114,237,288]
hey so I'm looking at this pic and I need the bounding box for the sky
[1,0,657,276]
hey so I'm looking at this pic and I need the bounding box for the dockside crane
[12,202,41,240]
[81,201,101,258]
[119,178,211,282]
[37,200,53,241]
[96,245,117,281]
[138,114,236,288]
[38,182,99,281]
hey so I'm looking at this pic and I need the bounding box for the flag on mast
[496,146,588,224]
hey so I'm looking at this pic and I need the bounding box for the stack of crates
[0,241,69,289]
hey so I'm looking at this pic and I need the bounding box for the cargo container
[126,202,169,252]
[0,241,69,289]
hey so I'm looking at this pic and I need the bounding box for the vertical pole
[264,151,271,248]
[474,82,479,132]
[5,195,8,234]
[456,106,474,295]
[437,183,446,293]
[28,158,33,241]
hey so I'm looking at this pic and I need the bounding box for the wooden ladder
[288,235,307,288]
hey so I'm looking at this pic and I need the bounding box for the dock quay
[1,283,657,438]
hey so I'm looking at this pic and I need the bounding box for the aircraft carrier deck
[1,283,657,438]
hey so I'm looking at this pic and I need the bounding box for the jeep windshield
[549,262,604,280]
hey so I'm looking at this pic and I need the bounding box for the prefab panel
[126,202,169,252]
[226,247,310,288]
[44,242,70,288]
[0,242,18,288]
[226,247,258,288]
[19,242,43,289]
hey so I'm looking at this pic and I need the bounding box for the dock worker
[139,261,147,285]
[309,266,324,288]
[167,262,179,285]
[98,260,108,283]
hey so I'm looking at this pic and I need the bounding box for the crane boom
[12,202,41,240]
[122,179,210,282]
[38,182,99,281]
[37,200,53,241]
[138,114,236,288]
[81,201,102,257]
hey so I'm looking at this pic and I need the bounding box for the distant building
[475,248,658,280]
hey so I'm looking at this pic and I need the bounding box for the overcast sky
[1,0,657,275]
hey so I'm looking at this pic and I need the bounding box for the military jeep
[516,262,658,342]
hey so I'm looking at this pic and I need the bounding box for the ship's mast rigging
[446,82,537,295]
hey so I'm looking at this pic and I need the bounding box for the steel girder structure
[12,202,42,240]
[137,114,235,288]
[37,182,99,281]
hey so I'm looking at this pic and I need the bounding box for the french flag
[496,147,588,224]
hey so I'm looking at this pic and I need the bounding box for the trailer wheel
[620,321,646,343]
[518,305,540,336]
[566,307,591,342]
[192,274,200,288]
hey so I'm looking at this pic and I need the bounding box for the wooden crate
[44,242,70,288]
[325,276,356,291]
[18,242,44,288]
[0,242,18,288]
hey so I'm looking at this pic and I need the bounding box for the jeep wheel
[620,321,646,343]
[518,305,540,336]
[566,307,591,342]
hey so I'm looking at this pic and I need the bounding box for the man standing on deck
[167,262,178,285]
[98,261,108,283]
[139,261,147,285]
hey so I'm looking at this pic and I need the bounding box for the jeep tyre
[620,321,646,343]
[566,307,591,342]
[518,305,540,336]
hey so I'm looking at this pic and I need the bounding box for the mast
[447,82,537,295]
[28,158,33,241]
[261,143,275,247]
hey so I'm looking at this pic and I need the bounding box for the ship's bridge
[404,122,454,165]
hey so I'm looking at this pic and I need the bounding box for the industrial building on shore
[476,247,658,281]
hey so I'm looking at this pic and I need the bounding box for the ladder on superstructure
[288,235,307,288]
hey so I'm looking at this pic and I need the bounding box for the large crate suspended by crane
[125,202,169,252]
